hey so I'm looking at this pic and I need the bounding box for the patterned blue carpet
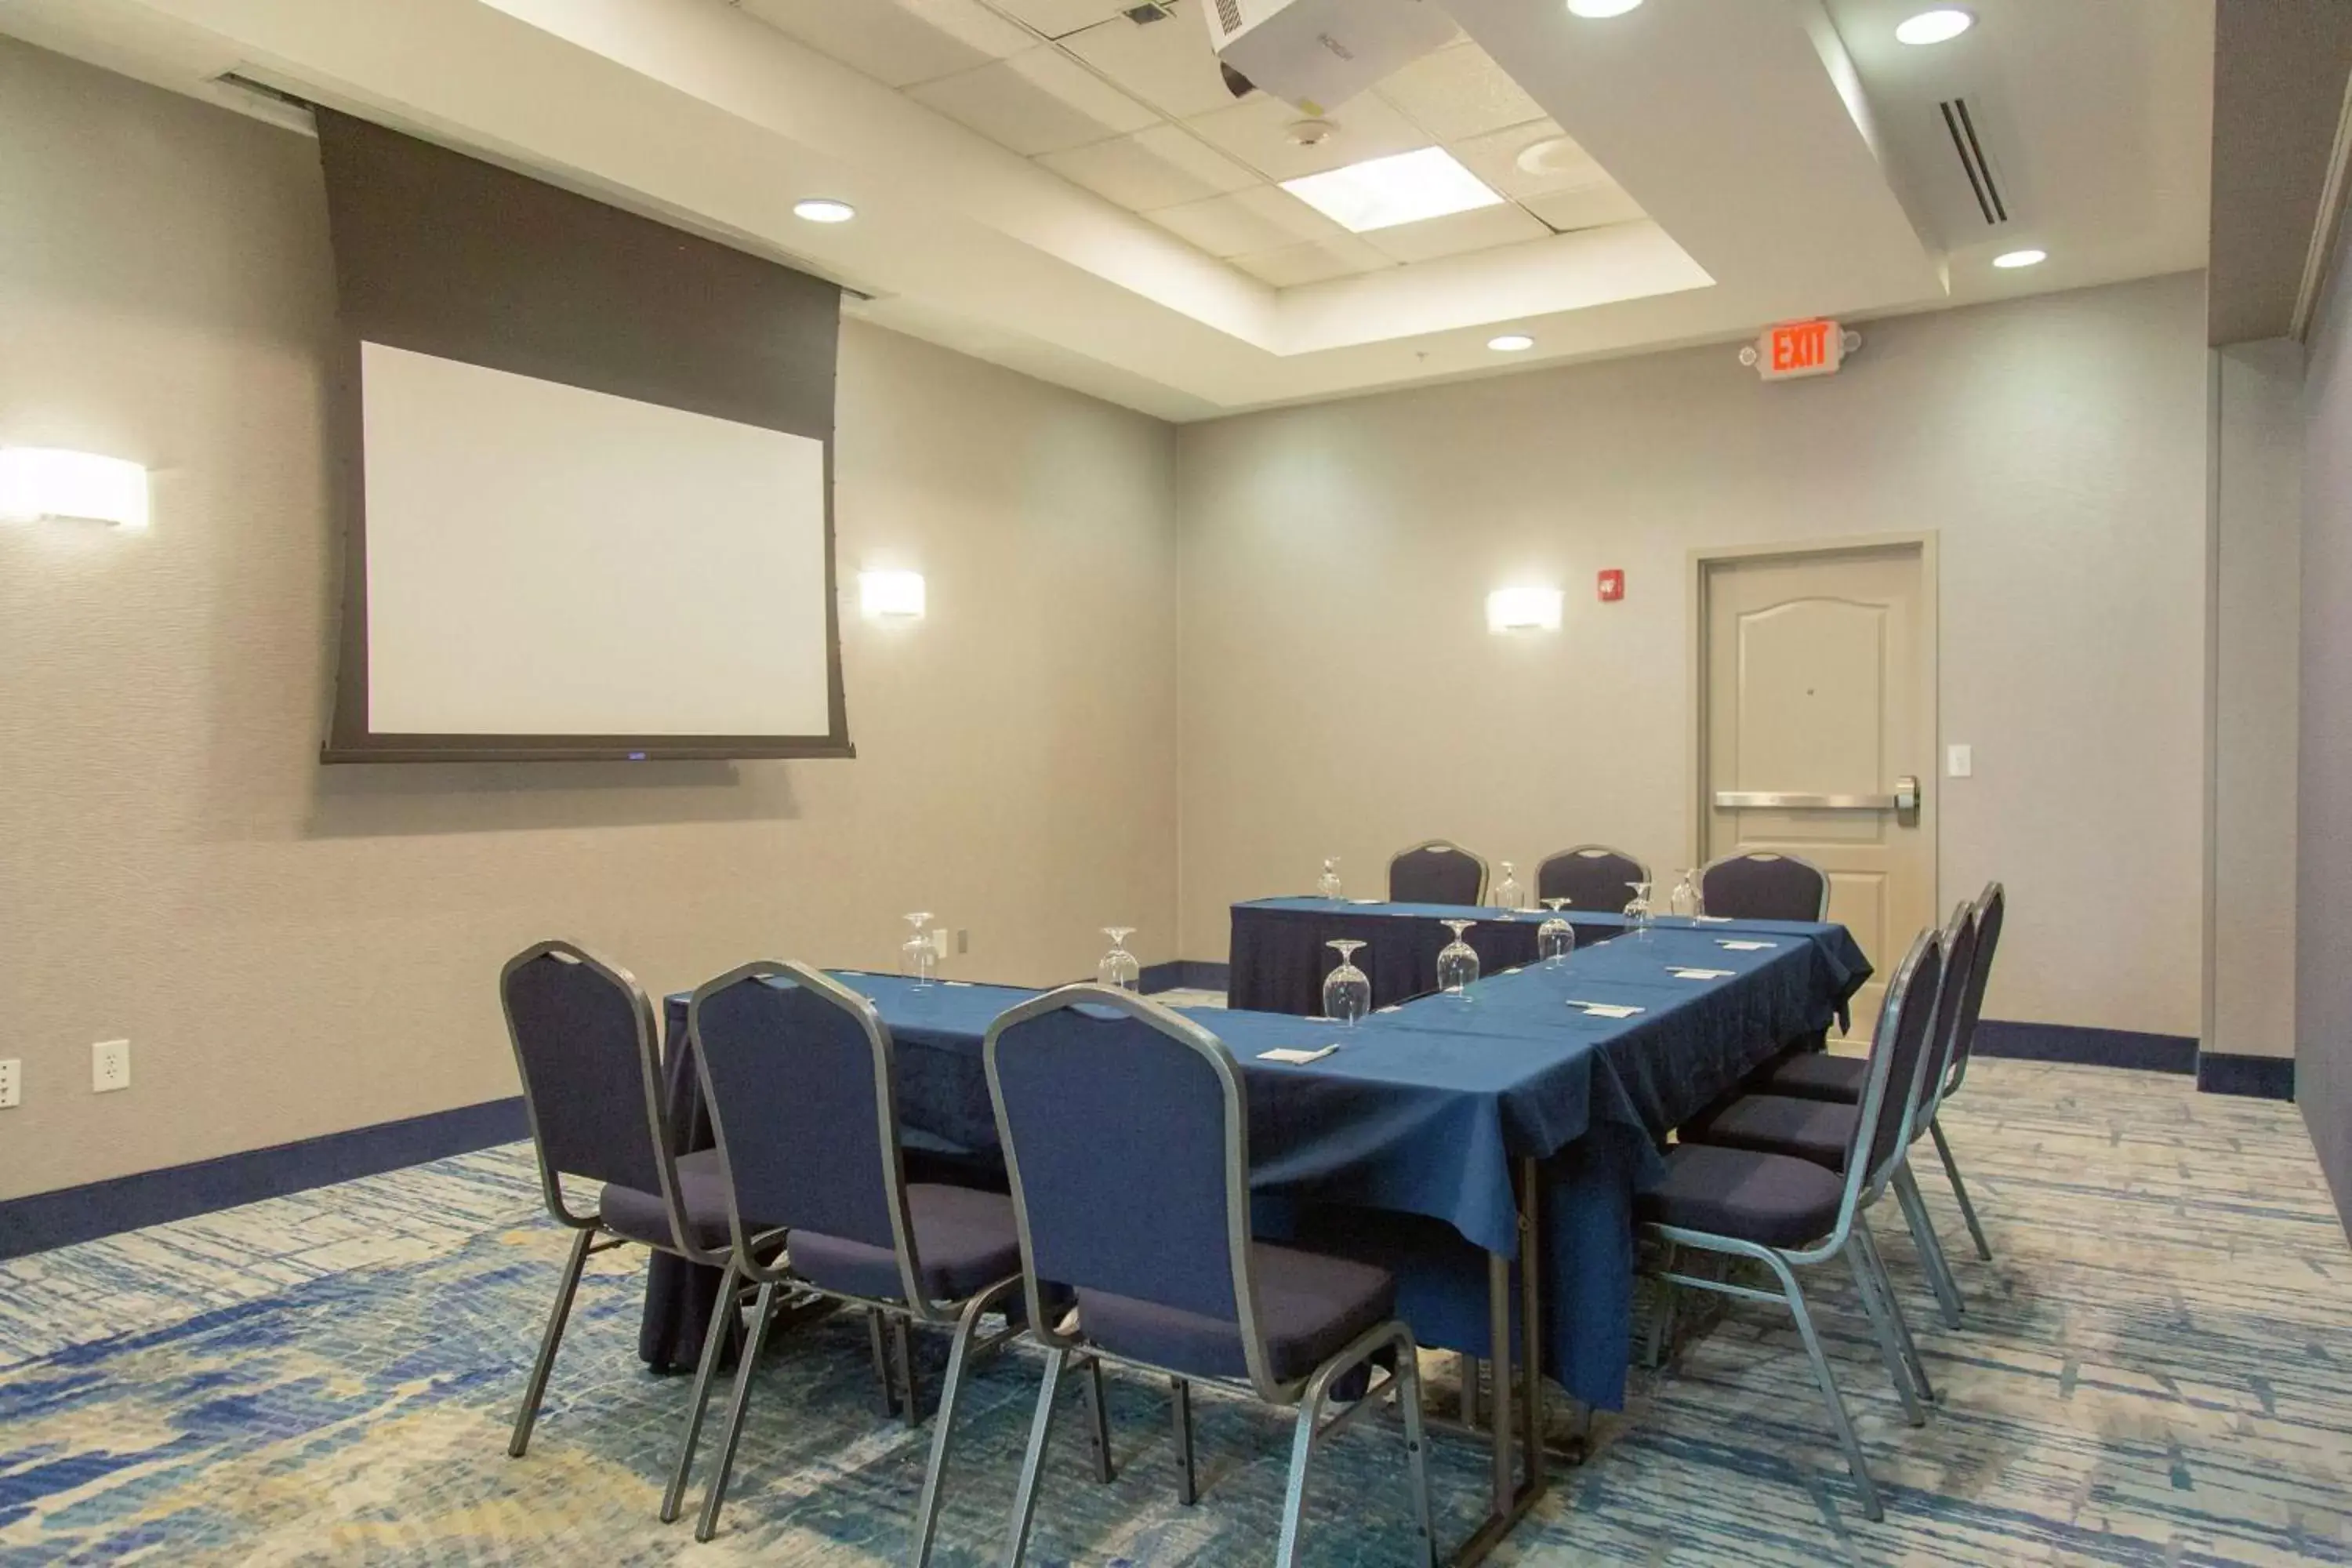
[2,1055,2347,1565]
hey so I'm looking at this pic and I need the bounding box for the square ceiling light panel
[1279,146,1505,233]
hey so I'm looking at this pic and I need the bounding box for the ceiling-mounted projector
[1204,0,1458,116]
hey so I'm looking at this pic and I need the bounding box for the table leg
[1443,1158,1548,1566]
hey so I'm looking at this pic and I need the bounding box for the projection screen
[316,110,851,762]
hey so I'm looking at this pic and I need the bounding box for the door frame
[1686,531,1941,913]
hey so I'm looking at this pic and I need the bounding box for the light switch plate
[1947,743,1973,778]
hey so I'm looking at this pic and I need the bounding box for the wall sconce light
[0,448,150,528]
[1486,586,1563,633]
[858,568,926,619]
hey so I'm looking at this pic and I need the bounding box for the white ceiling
[740,0,1645,285]
[0,0,2212,421]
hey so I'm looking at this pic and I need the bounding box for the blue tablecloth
[638,920,1868,1411]
[1229,897,1625,1014]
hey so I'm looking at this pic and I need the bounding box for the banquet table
[637,916,1868,1422]
[1226,895,1853,1021]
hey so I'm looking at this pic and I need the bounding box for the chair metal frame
[985,984,1438,1568]
[1642,927,1947,1521]
[1387,839,1492,906]
[1533,844,1653,910]
[1916,881,2005,1263]
[499,940,731,1464]
[1697,848,1833,921]
[673,960,1033,1561]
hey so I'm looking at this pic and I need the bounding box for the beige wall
[2206,339,2303,1060]
[0,40,1178,1200]
[1177,274,2211,1037]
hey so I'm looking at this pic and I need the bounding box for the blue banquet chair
[675,960,1035,1559]
[498,941,738,1468]
[1681,902,1978,1328]
[1698,849,1832,921]
[985,985,1438,1568]
[1638,927,1947,1521]
[1757,880,2006,1264]
[1535,844,1651,913]
[1388,840,1490,905]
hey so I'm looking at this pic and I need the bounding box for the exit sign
[1754,318,1845,381]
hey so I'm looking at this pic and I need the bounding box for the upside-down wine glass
[1437,920,1480,996]
[1623,881,1655,938]
[1098,927,1141,991]
[902,912,938,987]
[1323,939,1371,1025]
[1493,861,1523,911]
[1669,868,1702,920]
[1538,898,1576,964]
[1318,857,1344,900]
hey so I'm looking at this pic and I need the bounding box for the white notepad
[1715,940,1777,951]
[1693,916,1734,924]
[1669,967,1736,980]
[1568,1001,1644,1018]
[1258,1044,1341,1065]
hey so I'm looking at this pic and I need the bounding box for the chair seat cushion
[1076,1242,1396,1385]
[789,1183,1022,1305]
[1682,1094,1857,1172]
[1637,1143,1846,1248]
[1760,1051,1869,1102]
[601,1148,733,1254]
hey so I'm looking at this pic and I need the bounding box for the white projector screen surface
[360,341,831,737]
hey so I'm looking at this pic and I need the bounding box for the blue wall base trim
[1973,1021,2198,1075]
[2195,1053,2296,1101]
[1141,960,1230,994]
[0,1096,527,1261]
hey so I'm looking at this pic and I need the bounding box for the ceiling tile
[1230,234,1394,287]
[1448,119,1621,199]
[1038,124,1257,209]
[1372,42,1547,143]
[1522,183,1650,234]
[1145,185,1348,257]
[1359,201,1552,263]
[737,0,1033,88]
[909,45,1160,154]
[1185,90,1428,183]
[1060,1,1236,120]
[988,0,1137,39]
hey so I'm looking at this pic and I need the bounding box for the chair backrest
[1938,880,2005,1098]
[985,985,1288,1399]
[499,940,681,1241]
[1906,901,1979,1138]
[1388,840,1490,905]
[688,960,922,1301]
[1699,850,1831,922]
[1837,927,1944,1214]
[1535,844,1650,912]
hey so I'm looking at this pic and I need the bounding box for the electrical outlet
[92,1039,129,1094]
[930,927,951,959]
[0,1058,19,1109]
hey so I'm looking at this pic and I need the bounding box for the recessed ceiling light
[793,198,855,223]
[1992,248,2047,268]
[1566,0,1643,16]
[1279,147,1504,234]
[1894,8,1973,45]
[1488,333,1536,352]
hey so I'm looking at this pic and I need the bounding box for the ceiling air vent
[1214,0,1245,41]
[1938,96,2009,226]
